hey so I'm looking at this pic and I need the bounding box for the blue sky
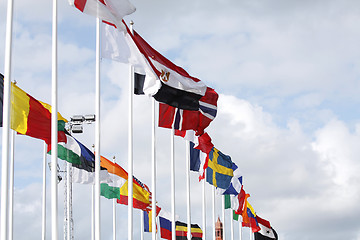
[1,0,360,239]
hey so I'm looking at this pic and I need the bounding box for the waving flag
[10,82,66,144]
[242,202,261,232]
[175,221,203,240]
[206,147,234,189]
[68,0,136,31]
[158,87,218,135]
[217,163,242,195]
[255,216,278,240]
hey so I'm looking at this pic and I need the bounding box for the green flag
[225,194,232,209]
[233,210,240,221]
[100,183,120,199]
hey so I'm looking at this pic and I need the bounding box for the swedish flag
[206,147,234,189]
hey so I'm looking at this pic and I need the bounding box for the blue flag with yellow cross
[206,147,234,189]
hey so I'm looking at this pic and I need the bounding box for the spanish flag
[10,82,67,143]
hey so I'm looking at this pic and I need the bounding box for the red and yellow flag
[10,83,67,143]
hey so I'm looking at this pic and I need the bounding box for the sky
[1,0,360,239]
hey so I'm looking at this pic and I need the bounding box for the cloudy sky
[1,0,360,239]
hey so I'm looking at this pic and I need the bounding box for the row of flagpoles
[1,1,277,240]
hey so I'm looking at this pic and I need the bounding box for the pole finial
[130,20,134,25]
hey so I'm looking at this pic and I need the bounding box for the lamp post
[64,114,95,240]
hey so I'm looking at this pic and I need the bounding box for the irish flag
[10,82,67,143]
[100,156,151,212]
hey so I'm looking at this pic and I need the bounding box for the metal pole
[1,0,14,238]
[186,140,191,240]
[42,142,47,240]
[239,220,242,240]
[128,21,134,240]
[94,17,101,240]
[151,98,156,240]
[51,0,59,238]
[91,144,95,240]
[66,162,71,240]
[212,187,216,240]
[140,211,144,240]
[222,196,226,240]
[202,180,206,240]
[112,156,116,240]
[8,130,15,240]
[171,128,175,240]
[230,211,234,240]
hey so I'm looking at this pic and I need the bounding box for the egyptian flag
[124,23,216,112]
[254,216,278,240]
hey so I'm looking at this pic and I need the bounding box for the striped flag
[68,0,136,30]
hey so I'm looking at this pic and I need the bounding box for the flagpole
[212,187,216,240]
[8,130,15,240]
[249,227,252,240]
[202,180,206,240]
[51,0,59,238]
[222,195,226,240]
[140,212,144,240]
[239,220,242,240]
[94,17,101,240]
[230,211,234,240]
[128,20,135,240]
[151,98,157,240]
[91,144,95,240]
[112,156,116,240]
[66,162,71,240]
[186,140,191,240]
[42,142,47,240]
[171,128,176,240]
[0,0,14,238]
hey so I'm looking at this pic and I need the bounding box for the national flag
[158,86,218,135]
[48,135,111,184]
[102,22,218,113]
[68,0,136,31]
[175,221,203,240]
[10,82,67,143]
[98,156,152,211]
[206,147,234,189]
[225,187,245,210]
[217,163,242,195]
[242,202,261,232]
[134,73,145,95]
[159,215,172,240]
[233,210,241,221]
[143,207,161,233]
[254,216,278,240]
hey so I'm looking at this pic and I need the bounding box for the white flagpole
[42,142,47,240]
[212,187,216,240]
[91,144,95,240]
[112,156,116,240]
[249,227,252,240]
[239,220,242,240]
[186,140,191,240]
[94,17,101,240]
[1,0,14,238]
[171,128,175,240]
[151,99,156,240]
[51,0,59,238]
[230,211,234,240]
[140,212,144,240]
[202,180,206,240]
[66,162,71,240]
[222,196,226,240]
[8,130,15,240]
[128,21,134,240]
